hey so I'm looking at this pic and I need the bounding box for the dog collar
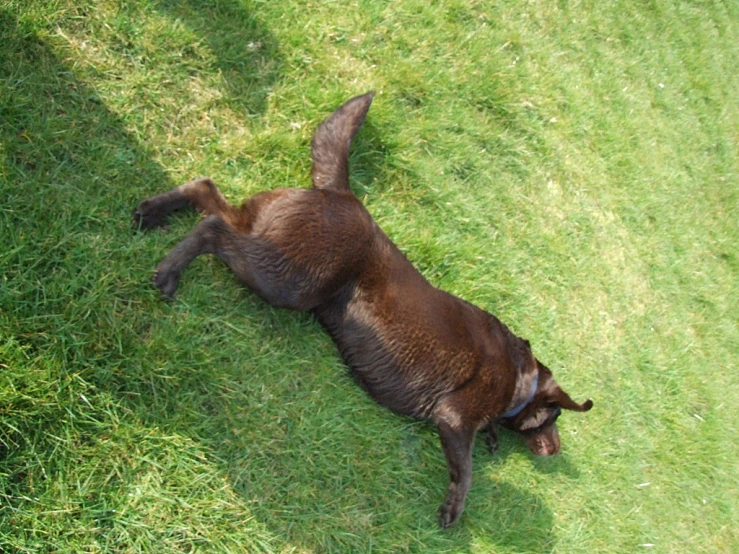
[501,373,539,419]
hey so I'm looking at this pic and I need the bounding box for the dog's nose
[532,437,560,456]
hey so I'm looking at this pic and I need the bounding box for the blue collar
[501,373,539,419]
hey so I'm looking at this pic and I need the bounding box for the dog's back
[234,176,497,420]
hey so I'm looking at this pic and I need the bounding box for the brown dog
[134,92,592,528]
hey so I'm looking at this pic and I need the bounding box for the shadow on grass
[153,0,282,117]
[0,8,173,338]
[348,119,400,196]
[196,379,558,552]
[0,0,282,376]
[0,8,558,552]
[530,448,583,479]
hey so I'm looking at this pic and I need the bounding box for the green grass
[1,0,737,552]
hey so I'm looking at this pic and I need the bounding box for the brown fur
[134,92,592,528]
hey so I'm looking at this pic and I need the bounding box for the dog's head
[500,360,592,456]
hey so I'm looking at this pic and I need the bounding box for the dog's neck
[501,373,539,419]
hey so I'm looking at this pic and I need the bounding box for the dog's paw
[133,199,167,230]
[153,268,180,299]
[486,432,499,455]
[437,500,463,529]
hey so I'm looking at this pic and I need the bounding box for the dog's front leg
[153,214,227,298]
[437,421,475,528]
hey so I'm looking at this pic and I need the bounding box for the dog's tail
[311,91,374,193]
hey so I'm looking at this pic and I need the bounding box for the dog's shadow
[200,357,560,552]
[348,119,396,197]
[529,446,582,479]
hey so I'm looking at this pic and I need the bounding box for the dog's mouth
[523,423,561,456]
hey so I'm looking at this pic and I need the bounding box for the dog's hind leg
[152,210,266,299]
[150,214,231,297]
[134,177,237,229]
[151,211,296,303]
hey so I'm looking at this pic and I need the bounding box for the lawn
[1,0,737,552]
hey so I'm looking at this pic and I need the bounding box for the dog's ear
[534,359,592,412]
[549,385,593,412]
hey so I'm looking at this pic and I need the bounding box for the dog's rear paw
[153,268,180,299]
[133,199,167,230]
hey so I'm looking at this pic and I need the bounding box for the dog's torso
[234,187,516,421]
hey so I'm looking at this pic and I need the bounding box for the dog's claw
[485,425,499,455]
[437,501,461,529]
[486,434,499,455]
[153,268,180,299]
[133,200,166,230]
